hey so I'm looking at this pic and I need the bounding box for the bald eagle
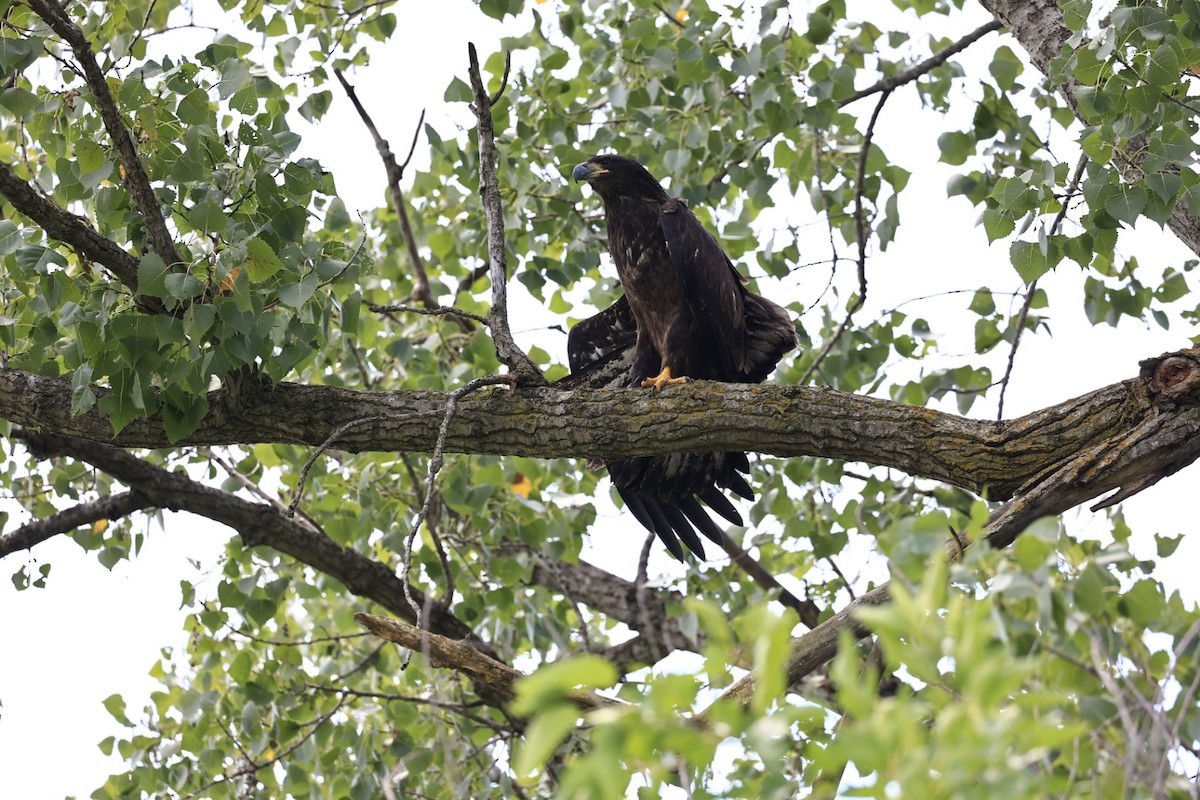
[569,154,797,559]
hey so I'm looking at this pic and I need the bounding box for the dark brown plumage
[570,154,797,559]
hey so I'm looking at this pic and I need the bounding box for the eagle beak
[572,161,606,183]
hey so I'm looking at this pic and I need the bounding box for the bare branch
[334,69,440,310]
[466,43,543,385]
[720,534,820,628]
[800,88,892,385]
[840,20,1004,107]
[356,612,623,712]
[27,0,183,268]
[368,302,488,324]
[0,490,152,558]
[400,374,515,665]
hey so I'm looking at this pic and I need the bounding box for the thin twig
[334,69,443,313]
[305,683,503,730]
[840,20,1003,107]
[368,302,488,324]
[225,627,370,647]
[635,530,671,660]
[287,414,399,518]
[799,89,892,385]
[651,1,686,29]
[823,556,857,602]
[400,374,516,669]
[996,153,1088,420]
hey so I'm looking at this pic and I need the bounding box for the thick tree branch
[27,0,184,268]
[11,430,489,653]
[466,43,542,385]
[694,348,1200,722]
[356,612,622,712]
[515,546,699,664]
[3,346,1190,502]
[977,0,1200,257]
[0,490,152,557]
[0,161,163,310]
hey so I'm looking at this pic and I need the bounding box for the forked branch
[466,43,543,385]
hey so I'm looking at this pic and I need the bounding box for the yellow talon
[640,366,691,392]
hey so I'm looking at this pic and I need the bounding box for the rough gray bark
[0,353,1177,502]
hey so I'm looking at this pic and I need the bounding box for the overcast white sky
[2,1,1197,798]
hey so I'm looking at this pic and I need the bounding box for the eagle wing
[566,294,638,373]
[659,198,749,378]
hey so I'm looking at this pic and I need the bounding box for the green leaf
[136,254,170,298]
[511,655,618,717]
[512,705,579,779]
[0,220,21,255]
[981,208,1015,242]
[1105,185,1148,225]
[13,244,66,275]
[188,199,228,234]
[244,238,285,282]
[102,693,133,727]
[164,272,205,300]
[70,363,96,415]
[1009,240,1061,284]
[163,392,209,442]
[937,131,974,165]
[1118,579,1165,627]
[968,288,995,316]
[276,272,319,308]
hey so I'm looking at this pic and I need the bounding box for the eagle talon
[641,367,691,392]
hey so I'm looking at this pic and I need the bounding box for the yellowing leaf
[511,472,532,498]
[218,267,241,294]
[93,519,109,534]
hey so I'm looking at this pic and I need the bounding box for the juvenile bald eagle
[570,154,797,559]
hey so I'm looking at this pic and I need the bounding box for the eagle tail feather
[618,489,659,536]
[660,504,707,559]
[724,470,755,501]
[622,490,687,561]
[678,496,727,546]
[700,486,743,526]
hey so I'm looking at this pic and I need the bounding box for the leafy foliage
[1,0,1198,798]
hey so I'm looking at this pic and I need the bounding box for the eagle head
[571,154,669,201]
